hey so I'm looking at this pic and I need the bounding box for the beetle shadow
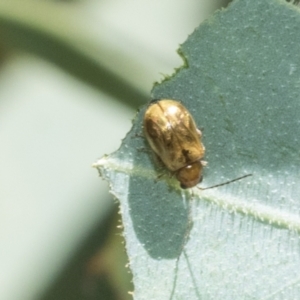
[127,157,191,259]
[125,107,192,260]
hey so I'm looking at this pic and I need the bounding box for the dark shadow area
[120,105,192,260]
[128,175,191,259]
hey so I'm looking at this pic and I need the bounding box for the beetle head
[176,161,203,189]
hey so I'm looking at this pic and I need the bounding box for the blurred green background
[0,1,229,299]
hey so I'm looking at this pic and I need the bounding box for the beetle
[143,99,206,189]
[143,99,252,189]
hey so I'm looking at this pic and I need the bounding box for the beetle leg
[201,160,208,166]
[196,128,202,138]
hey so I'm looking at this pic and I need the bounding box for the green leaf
[95,0,300,298]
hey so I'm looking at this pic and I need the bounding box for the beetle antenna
[198,174,252,190]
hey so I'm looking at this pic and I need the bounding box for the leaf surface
[95,0,300,298]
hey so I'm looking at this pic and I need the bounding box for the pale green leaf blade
[95,0,300,299]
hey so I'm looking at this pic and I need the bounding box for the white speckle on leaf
[289,63,296,75]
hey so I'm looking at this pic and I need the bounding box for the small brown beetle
[144,99,206,189]
[144,99,252,189]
